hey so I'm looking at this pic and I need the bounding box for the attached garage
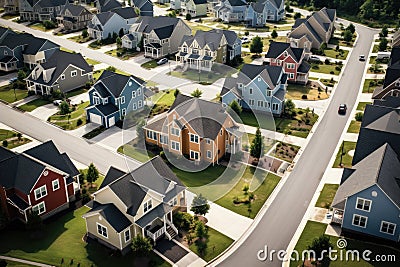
[90,113,103,125]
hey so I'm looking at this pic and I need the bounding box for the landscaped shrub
[330,71,335,74]
[312,65,319,70]
[77,118,83,126]
[324,59,330,65]
[2,140,8,147]
[355,112,363,122]
[301,94,308,99]
[297,110,303,114]
[335,66,341,71]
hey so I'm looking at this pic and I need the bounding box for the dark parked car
[338,104,347,115]
[359,55,365,61]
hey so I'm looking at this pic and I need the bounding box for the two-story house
[56,3,93,32]
[245,0,285,27]
[214,0,247,23]
[287,7,336,52]
[176,29,241,71]
[0,140,80,223]
[19,0,68,22]
[122,16,191,59]
[221,64,288,116]
[82,156,186,253]
[86,70,146,128]
[265,41,310,84]
[132,0,154,17]
[4,0,19,14]
[26,50,93,95]
[87,7,139,41]
[95,0,122,13]
[372,47,400,100]
[145,94,242,163]
[0,30,60,72]
[170,0,181,10]
[181,0,208,18]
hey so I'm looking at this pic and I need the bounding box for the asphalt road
[213,24,378,267]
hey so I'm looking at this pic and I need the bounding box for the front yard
[169,68,236,85]
[272,142,300,163]
[362,79,383,93]
[19,98,50,112]
[118,141,156,163]
[0,129,31,149]
[356,102,371,111]
[323,48,349,60]
[215,167,281,219]
[68,35,92,44]
[347,120,361,134]
[48,101,89,130]
[0,207,168,267]
[150,89,176,116]
[0,84,28,103]
[171,165,227,188]
[286,83,329,101]
[141,60,158,69]
[310,61,342,75]
[315,183,339,209]
[105,48,139,60]
[333,141,357,168]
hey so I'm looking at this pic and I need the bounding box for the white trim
[34,185,47,201]
[380,220,396,235]
[52,179,60,191]
[32,201,46,215]
[124,228,131,243]
[170,140,180,151]
[355,197,372,212]
[189,133,199,144]
[352,214,368,228]
[96,222,109,239]
[190,150,200,160]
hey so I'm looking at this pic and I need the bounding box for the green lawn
[150,89,176,116]
[290,220,400,267]
[329,36,355,47]
[169,69,236,85]
[0,129,31,149]
[347,120,361,134]
[189,227,233,262]
[310,62,342,75]
[372,44,379,53]
[171,165,227,187]
[356,102,371,111]
[3,260,36,266]
[48,101,89,130]
[0,207,169,267]
[65,88,88,98]
[286,83,329,101]
[105,48,139,60]
[60,47,74,53]
[333,141,357,168]
[82,126,106,139]
[68,35,91,43]
[315,184,339,208]
[141,60,158,69]
[215,167,281,218]
[29,22,50,32]
[19,98,50,112]
[85,58,100,65]
[323,48,349,60]
[319,78,337,87]
[0,84,28,103]
[262,36,287,50]
[117,144,156,163]
[362,79,383,93]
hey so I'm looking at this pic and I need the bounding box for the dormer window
[238,83,243,88]
[144,199,152,213]
[71,70,77,77]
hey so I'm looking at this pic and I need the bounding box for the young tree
[293,12,301,19]
[284,99,296,118]
[195,221,207,239]
[2,140,7,148]
[136,119,146,140]
[307,235,333,265]
[378,38,388,51]
[17,69,27,81]
[116,37,122,48]
[59,101,70,115]
[355,112,363,122]
[229,100,242,115]
[250,36,263,55]
[271,30,278,39]
[380,25,388,38]
[191,88,203,98]
[118,28,124,37]
[346,23,355,34]
[86,163,99,187]
[174,89,180,97]
[250,127,264,159]
[78,169,85,185]
[186,13,192,21]
[82,29,88,38]
[190,194,210,216]
[132,235,153,256]
[343,29,353,43]
[106,66,116,72]
[16,132,22,141]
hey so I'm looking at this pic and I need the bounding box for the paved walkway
[14,95,39,107]
[359,93,372,102]
[68,122,99,137]
[343,132,358,142]
[0,256,55,267]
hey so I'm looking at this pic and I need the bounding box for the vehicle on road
[241,37,250,44]
[53,100,63,106]
[310,55,320,61]
[157,58,168,65]
[359,55,365,61]
[338,104,347,115]
[9,77,17,83]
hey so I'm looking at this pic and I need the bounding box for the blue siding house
[221,64,287,116]
[332,144,400,242]
[86,70,146,128]
[245,0,285,27]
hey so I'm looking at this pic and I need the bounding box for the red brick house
[0,141,80,223]
[264,41,310,84]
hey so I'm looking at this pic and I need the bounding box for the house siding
[86,214,126,250]
[56,65,92,93]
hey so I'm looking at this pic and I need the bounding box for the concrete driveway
[29,103,58,120]
[91,125,137,151]
[0,72,17,87]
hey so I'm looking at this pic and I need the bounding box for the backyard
[215,167,281,219]
[0,129,31,149]
[48,101,90,130]
[333,141,357,168]
[286,83,329,100]
[150,89,176,116]
[171,165,227,188]
[0,207,168,267]
[0,84,28,103]
[315,183,339,209]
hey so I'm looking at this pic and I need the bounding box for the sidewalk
[14,95,39,107]
[0,256,55,267]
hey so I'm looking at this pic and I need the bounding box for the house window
[60,74,65,80]
[138,88,142,96]
[238,83,243,88]
[34,185,47,200]
[190,134,199,143]
[104,98,108,104]
[249,88,253,95]
[258,77,261,82]
[160,135,168,144]
[144,199,152,213]
[147,130,157,140]
[124,229,131,242]
[97,223,108,238]
[380,221,396,235]
[132,91,136,98]
[122,108,126,116]
[272,103,279,111]
[171,127,180,136]
[32,202,46,215]
[352,214,368,228]
[52,179,60,191]
[356,198,371,212]
[249,99,255,106]
[71,70,77,77]
[287,63,295,69]
[93,96,100,105]
[138,100,142,108]
[265,102,270,108]
[133,103,137,110]
[206,139,211,144]
[171,141,180,151]
[289,73,295,79]
[4,51,8,55]
[257,100,264,107]
[206,150,212,159]
[267,90,271,97]
[190,150,199,160]
[121,96,125,104]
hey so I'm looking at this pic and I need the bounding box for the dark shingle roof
[227,0,246,6]
[298,61,311,73]
[240,64,283,87]
[136,203,171,227]
[193,0,207,4]
[153,25,175,40]
[113,7,138,19]
[94,103,119,116]
[0,146,16,162]
[95,11,115,25]
[96,70,144,98]
[84,202,131,232]
[182,29,238,51]
[99,166,126,189]
[265,41,304,62]
[99,0,122,12]
[62,3,89,17]
[133,16,181,36]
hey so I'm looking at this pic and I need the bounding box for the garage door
[108,116,115,127]
[90,113,102,125]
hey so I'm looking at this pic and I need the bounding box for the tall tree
[346,23,355,34]
[250,127,264,159]
[86,163,99,187]
[284,99,296,118]
[190,194,210,216]
[378,38,388,51]
[250,36,263,55]
[229,100,242,115]
[59,101,70,115]
[271,30,278,39]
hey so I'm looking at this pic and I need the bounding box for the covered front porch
[331,208,343,225]
[225,126,243,155]
[144,43,163,59]
[27,81,53,96]
[0,56,18,72]
[176,53,214,72]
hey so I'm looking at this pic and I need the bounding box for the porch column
[141,227,144,237]
[233,136,235,154]
[170,210,173,224]
[163,214,166,230]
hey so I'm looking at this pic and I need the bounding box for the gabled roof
[265,41,304,62]
[332,144,400,210]
[240,64,283,87]
[193,0,207,4]
[83,202,131,232]
[24,140,79,177]
[226,0,246,6]
[153,25,175,40]
[34,0,67,8]
[95,70,144,98]
[181,29,238,51]
[98,0,122,12]
[136,203,171,227]
[95,11,115,25]
[133,16,181,37]
[61,3,90,17]
[112,7,138,19]
[99,166,126,189]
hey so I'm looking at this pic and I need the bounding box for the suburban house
[0,30,60,72]
[0,141,80,223]
[392,30,400,48]
[57,3,93,32]
[86,70,146,128]
[245,0,285,27]
[265,41,310,84]
[144,94,243,163]
[87,7,139,40]
[122,16,191,59]
[170,0,181,10]
[4,0,19,14]
[214,0,247,23]
[331,143,400,242]
[221,64,288,116]
[287,7,336,52]
[95,0,122,13]
[372,47,400,100]
[26,50,93,95]
[19,0,69,22]
[176,29,242,71]
[82,156,186,253]
[181,0,208,18]
[132,0,154,17]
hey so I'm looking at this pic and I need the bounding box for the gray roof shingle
[83,202,131,232]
